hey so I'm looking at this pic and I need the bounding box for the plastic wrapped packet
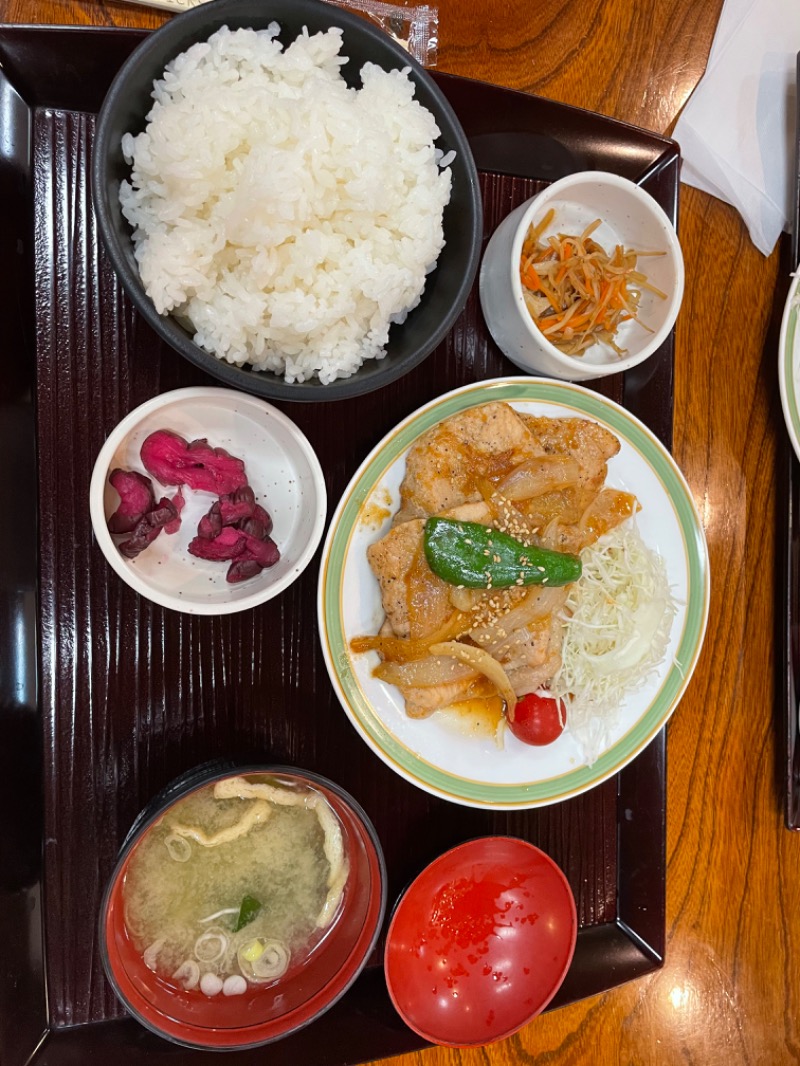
[336,0,438,66]
[125,0,439,67]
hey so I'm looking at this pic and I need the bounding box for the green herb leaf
[234,895,262,932]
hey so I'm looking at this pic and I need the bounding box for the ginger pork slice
[367,502,494,639]
[397,402,543,520]
[367,520,424,640]
[519,415,621,495]
[401,678,480,719]
[366,519,453,640]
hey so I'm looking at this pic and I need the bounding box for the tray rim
[0,21,678,1065]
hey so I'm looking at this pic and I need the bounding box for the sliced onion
[164,834,192,862]
[349,610,472,664]
[172,960,200,990]
[449,587,483,611]
[494,714,507,750]
[194,929,228,964]
[577,489,639,540]
[469,585,567,650]
[505,653,562,698]
[237,939,290,983]
[374,655,478,689]
[252,942,290,980]
[496,456,580,500]
[143,939,164,973]
[429,641,517,717]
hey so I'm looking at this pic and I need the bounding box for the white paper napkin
[672,0,800,256]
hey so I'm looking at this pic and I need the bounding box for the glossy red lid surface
[384,837,577,1047]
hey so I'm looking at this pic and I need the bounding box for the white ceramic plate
[90,387,326,614]
[318,379,710,809]
[779,272,800,463]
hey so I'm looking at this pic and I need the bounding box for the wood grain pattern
[5,0,800,1062]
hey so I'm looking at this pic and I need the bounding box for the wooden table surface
[4,0,798,1062]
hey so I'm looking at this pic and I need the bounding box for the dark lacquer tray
[0,25,680,1065]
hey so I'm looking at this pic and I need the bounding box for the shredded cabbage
[550,521,676,765]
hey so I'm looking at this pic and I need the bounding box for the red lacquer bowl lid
[384,836,576,1047]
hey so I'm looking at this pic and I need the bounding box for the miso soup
[123,775,349,997]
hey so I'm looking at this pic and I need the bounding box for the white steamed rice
[119,24,453,384]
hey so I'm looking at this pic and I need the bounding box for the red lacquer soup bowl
[100,764,386,1050]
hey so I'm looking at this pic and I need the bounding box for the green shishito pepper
[423,517,582,589]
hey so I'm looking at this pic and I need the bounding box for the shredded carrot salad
[519,209,667,357]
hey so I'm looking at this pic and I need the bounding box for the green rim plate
[317,378,710,809]
[779,272,800,462]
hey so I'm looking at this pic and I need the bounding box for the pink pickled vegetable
[223,532,279,583]
[197,486,256,539]
[227,559,264,583]
[190,498,280,583]
[217,485,256,525]
[240,515,268,540]
[188,528,280,573]
[105,428,278,586]
[141,430,248,495]
[197,508,223,540]
[187,527,247,562]
[165,490,185,535]
[251,504,273,538]
[237,533,280,569]
[118,497,179,558]
[108,469,156,534]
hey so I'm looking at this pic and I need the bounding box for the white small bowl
[90,387,326,614]
[478,171,684,381]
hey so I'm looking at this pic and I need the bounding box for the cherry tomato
[507,692,566,746]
